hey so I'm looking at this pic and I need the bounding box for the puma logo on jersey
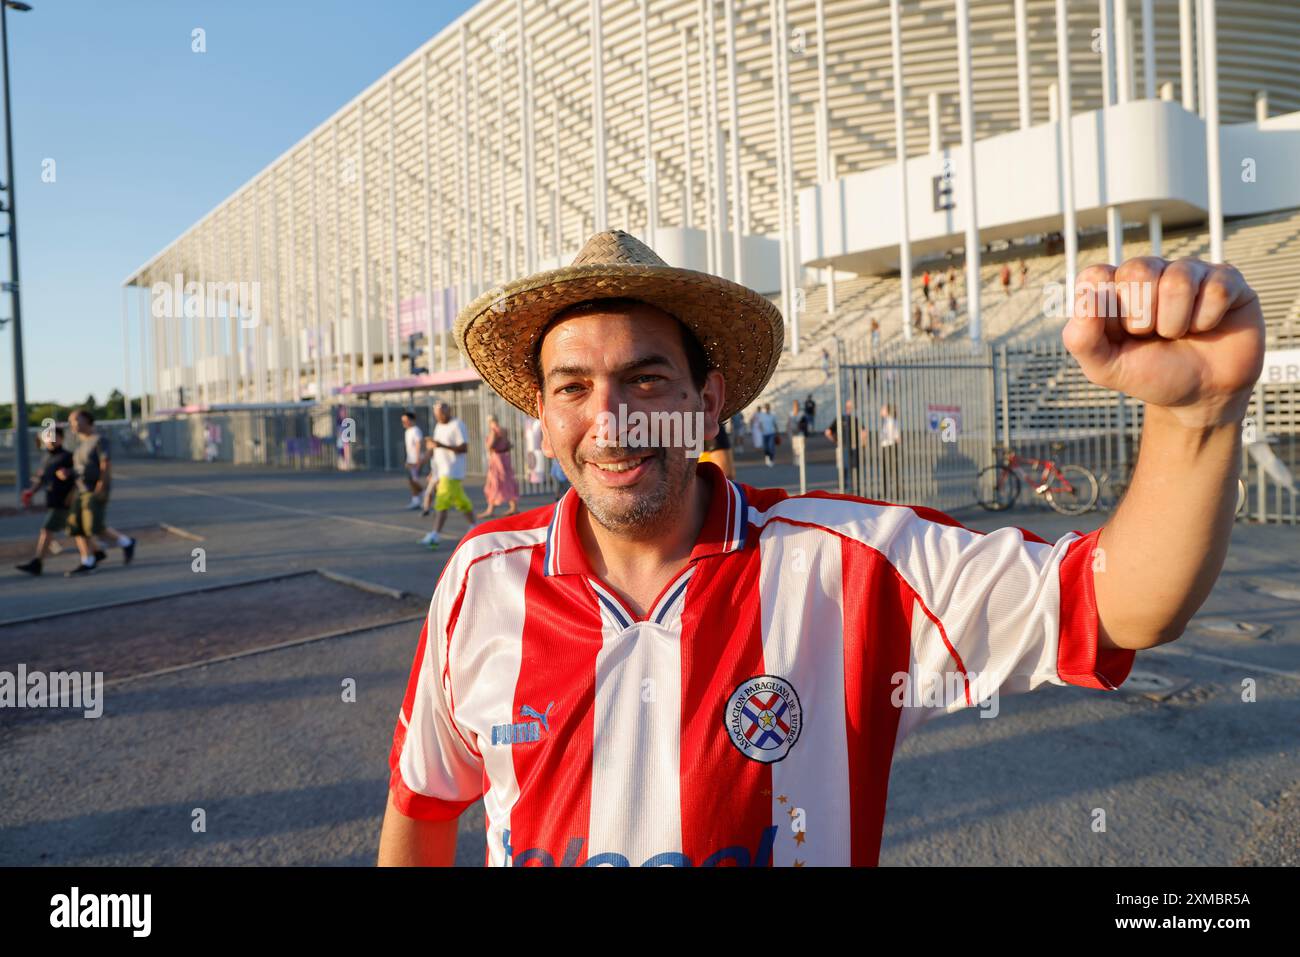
[491,702,556,745]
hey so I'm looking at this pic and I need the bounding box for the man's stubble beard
[569,446,696,536]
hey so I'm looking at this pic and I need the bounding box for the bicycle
[1097,462,1249,517]
[975,443,1099,515]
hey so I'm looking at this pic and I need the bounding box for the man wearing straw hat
[380,229,1263,866]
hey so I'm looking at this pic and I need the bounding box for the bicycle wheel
[1046,464,1099,515]
[975,465,1020,511]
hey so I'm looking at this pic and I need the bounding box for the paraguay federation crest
[724,675,802,763]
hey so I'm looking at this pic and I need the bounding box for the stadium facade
[122,0,1300,421]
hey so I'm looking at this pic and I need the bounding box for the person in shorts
[65,410,136,577]
[419,403,476,549]
[401,411,424,509]
[16,427,77,576]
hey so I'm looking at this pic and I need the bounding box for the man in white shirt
[420,402,476,549]
[880,403,901,501]
[401,411,424,510]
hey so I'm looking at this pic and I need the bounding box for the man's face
[401,415,413,429]
[435,405,451,424]
[535,304,724,536]
[71,414,91,436]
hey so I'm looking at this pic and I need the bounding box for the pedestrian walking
[879,402,902,502]
[1000,262,1012,297]
[479,414,519,518]
[401,410,424,510]
[15,426,76,576]
[64,409,136,577]
[419,402,476,549]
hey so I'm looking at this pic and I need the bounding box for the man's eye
[633,374,662,384]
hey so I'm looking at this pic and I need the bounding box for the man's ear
[536,391,555,457]
[701,369,726,442]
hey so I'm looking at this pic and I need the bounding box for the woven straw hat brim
[455,262,784,422]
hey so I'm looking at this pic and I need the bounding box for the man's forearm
[1094,404,1243,649]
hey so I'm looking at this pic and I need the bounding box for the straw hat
[453,229,784,422]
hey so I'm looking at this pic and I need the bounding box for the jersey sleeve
[388,562,485,820]
[879,505,1135,739]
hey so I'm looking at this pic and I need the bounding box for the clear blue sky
[0,0,469,407]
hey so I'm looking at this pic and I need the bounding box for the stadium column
[459,23,470,316]
[434,77,447,374]
[552,91,561,260]
[955,0,983,342]
[680,31,694,232]
[724,0,740,280]
[1099,0,1123,266]
[768,0,787,328]
[358,98,372,385]
[254,180,264,403]
[226,210,240,405]
[1201,0,1222,263]
[643,0,660,251]
[334,120,346,392]
[421,56,435,375]
[388,76,401,383]
[889,0,913,343]
[287,162,299,402]
[1056,0,1080,313]
[778,0,796,349]
[1015,0,1031,129]
[474,62,485,296]
[1195,0,1205,119]
[519,0,537,275]
[497,45,507,283]
[311,137,325,401]
[1178,0,1195,112]
[271,165,285,400]
[708,0,725,277]
[121,286,131,420]
[698,0,716,275]
[1141,0,1162,256]
[591,0,608,233]
[815,0,835,315]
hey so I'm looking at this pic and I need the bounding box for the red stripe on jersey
[1057,527,1136,689]
[505,546,606,866]
[841,537,915,866]
[678,540,774,867]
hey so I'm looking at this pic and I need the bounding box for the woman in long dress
[479,415,519,518]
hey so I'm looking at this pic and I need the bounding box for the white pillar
[310,138,325,399]
[333,122,345,391]
[1202,0,1222,263]
[421,56,435,373]
[474,63,485,296]
[955,0,983,341]
[641,0,659,249]
[1056,0,1080,308]
[518,1,536,274]
[1195,0,1206,119]
[698,0,716,273]
[358,100,371,384]
[779,0,797,350]
[288,163,300,401]
[1256,90,1268,123]
[497,47,507,284]
[815,0,834,314]
[724,0,741,279]
[1048,80,1059,122]
[552,91,562,258]
[272,167,284,398]
[1141,0,1161,255]
[591,0,608,232]
[1115,0,1132,103]
[681,31,694,229]
[889,0,913,341]
[706,0,726,277]
[388,76,401,381]
[459,23,471,312]
[253,182,265,402]
[1179,0,1195,112]
[121,286,131,419]
[1100,0,1122,266]
[1014,0,1032,128]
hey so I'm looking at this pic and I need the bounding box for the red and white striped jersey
[388,461,1134,866]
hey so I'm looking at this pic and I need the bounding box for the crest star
[794,831,806,845]
[777,794,788,804]
[760,788,772,796]
[793,860,805,868]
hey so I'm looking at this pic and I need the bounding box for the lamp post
[2,0,31,504]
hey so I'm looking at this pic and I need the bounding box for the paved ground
[0,446,1296,866]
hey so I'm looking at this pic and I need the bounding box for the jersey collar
[543,460,748,577]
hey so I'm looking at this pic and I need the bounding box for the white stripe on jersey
[449,546,532,867]
[757,521,852,867]
[588,615,684,866]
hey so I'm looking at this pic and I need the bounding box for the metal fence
[831,335,1297,523]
